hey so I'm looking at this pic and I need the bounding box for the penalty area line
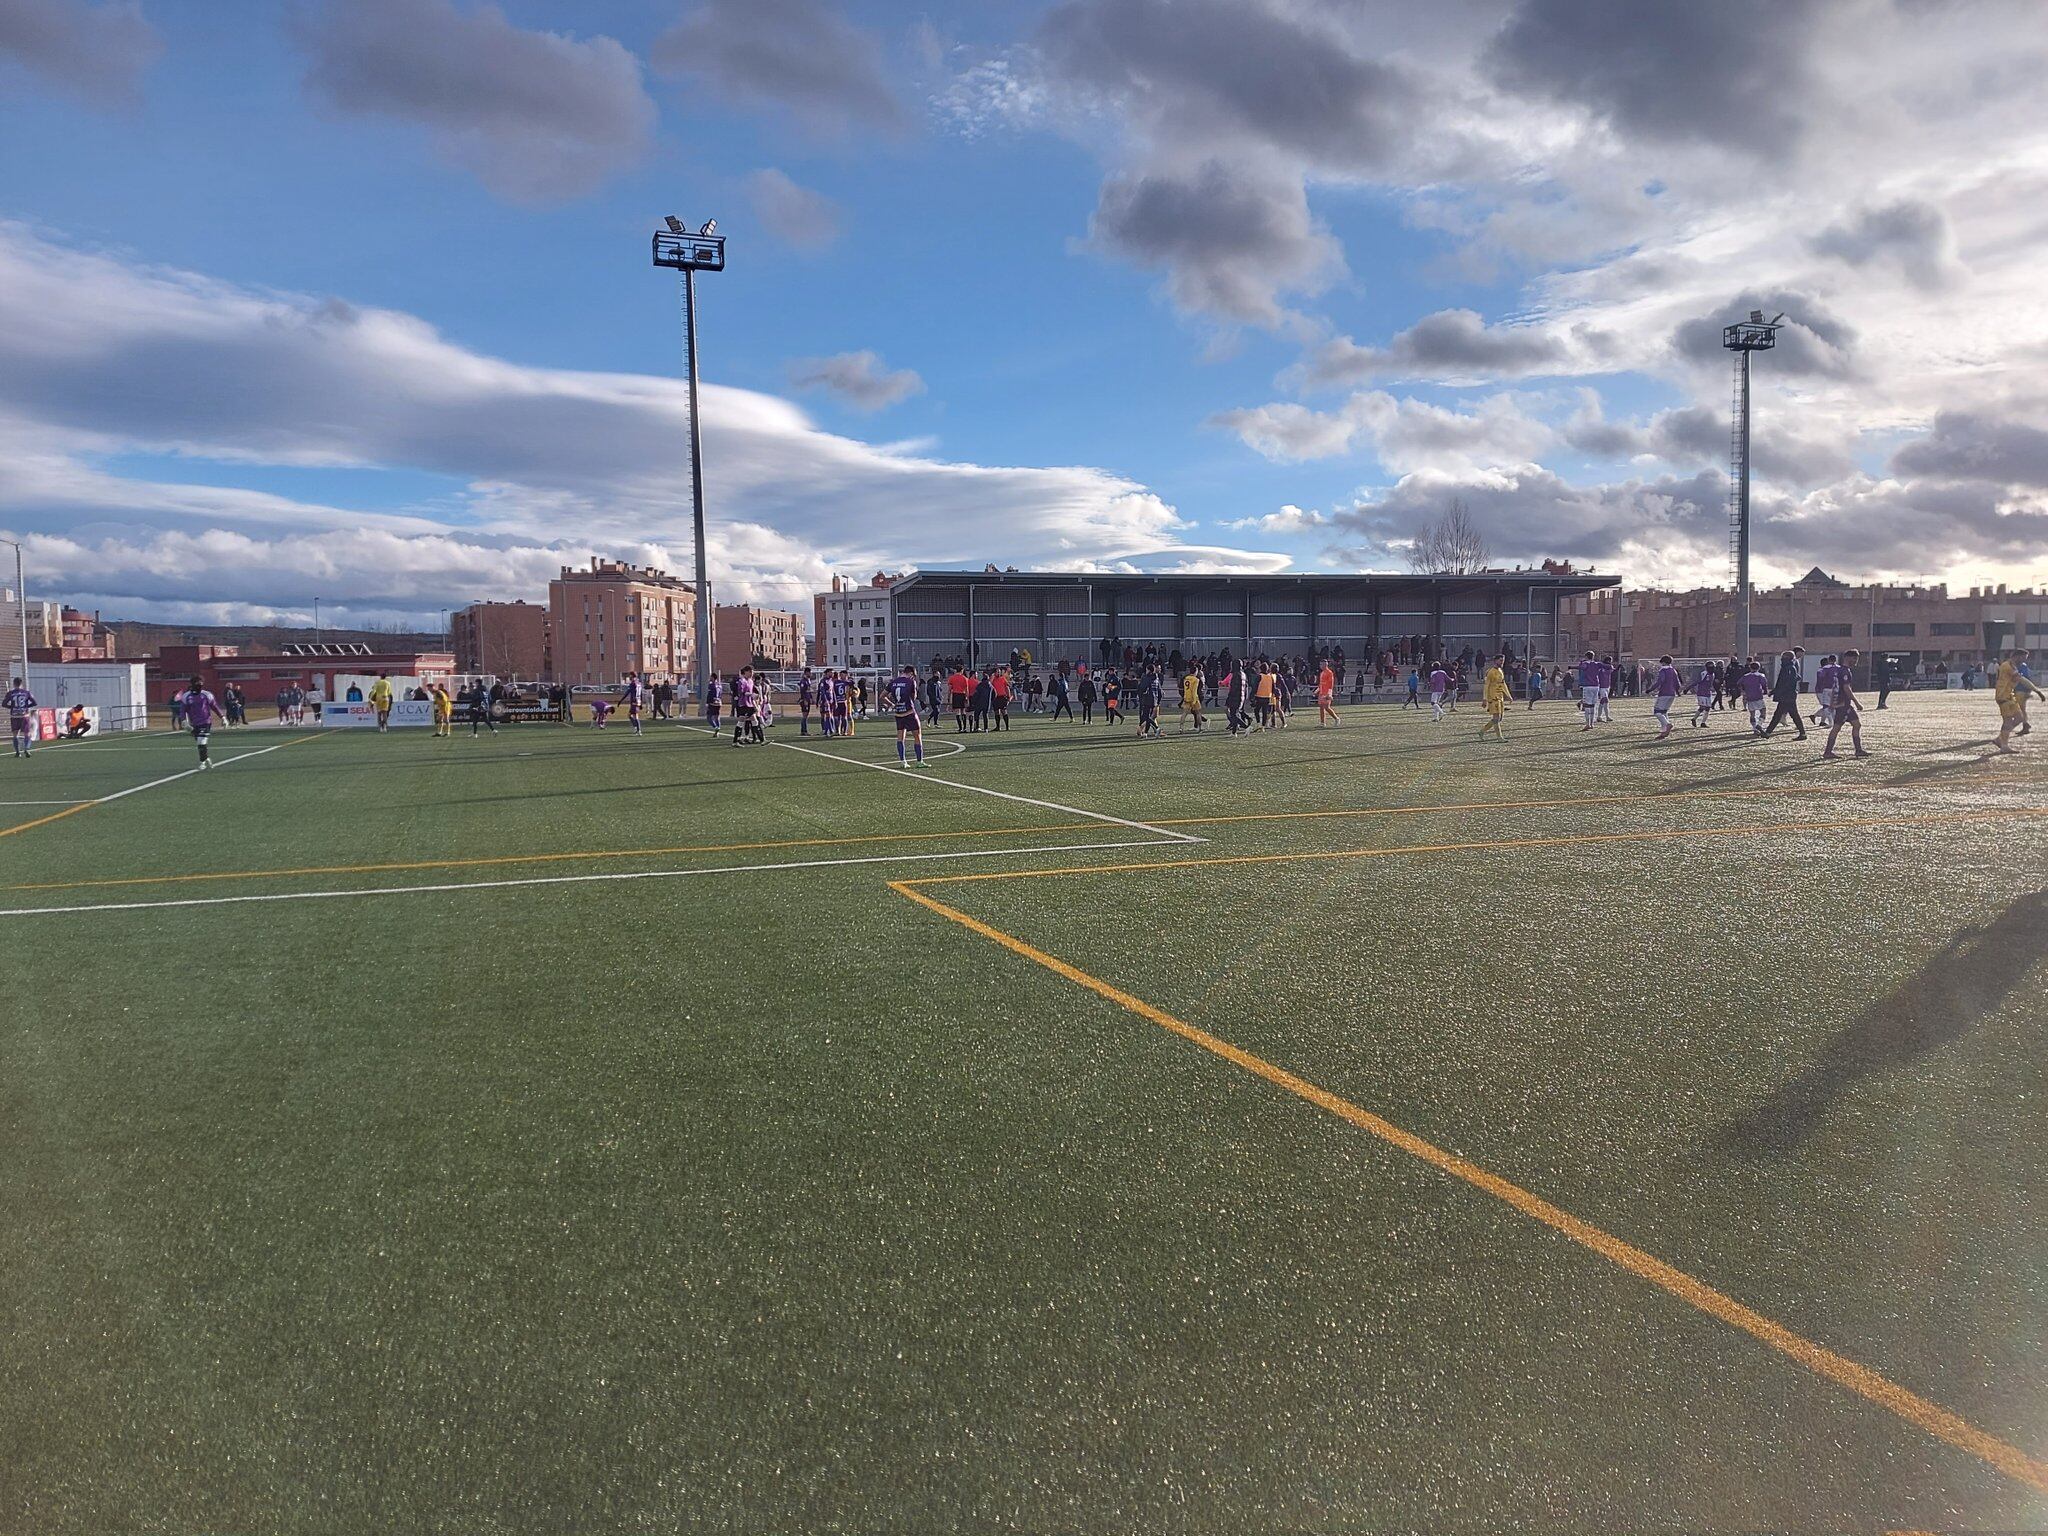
[0,837,1185,918]
[682,725,1202,845]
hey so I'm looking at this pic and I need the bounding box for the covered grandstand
[888,569,1620,669]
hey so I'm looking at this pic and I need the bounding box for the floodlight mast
[1722,309,1784,662]
[651,219,727,711]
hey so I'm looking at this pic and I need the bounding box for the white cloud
[0,225,1282,622]
[1225,504,1328,535]
[1210,390,1555,474]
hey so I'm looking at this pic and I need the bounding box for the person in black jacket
[1762,648,1807,739]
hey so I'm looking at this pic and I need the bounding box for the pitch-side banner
[321,700,437,728]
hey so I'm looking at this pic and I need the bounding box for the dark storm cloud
[0,0,159,100]
[1486,0,1828,159]
[1038,0,1417,171]
[296,0,653,203]
[653,0,908,136]
[1811,198,1961,290]
[1670,290,1858,378]
[1892,411,2048,488]
[1088,160,1341,325]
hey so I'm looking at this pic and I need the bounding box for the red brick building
[144,642,457,706]
[452,600,551,680]
[713,603,804,672]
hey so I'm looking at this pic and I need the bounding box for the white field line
[686,726,1203,845]
[0,800,84,806]
[0,837,1184,918]
[84,735,310,806]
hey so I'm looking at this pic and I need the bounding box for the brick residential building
[547,558,696,687]
[1561,570,2046,675]
[713,604,804,672]
[452,599,552,680]
[3,589,62,672]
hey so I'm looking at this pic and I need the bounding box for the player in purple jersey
[886,665,925,765]
[5,677,35,758]
[798,669,816,736]
[731,668,761,746]
[1690,665,1716,727]
[1650,655,1682,739]
[1739,660,1770,735]
[1427,665,1450,722]
[1822,649,1870,759]
[177,675,223,767]
[1576,651,1599,730]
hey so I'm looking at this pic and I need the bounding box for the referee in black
[1762,648,1807,739]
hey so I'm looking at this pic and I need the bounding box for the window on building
[1870,622,1916,636]
[1930,622,1974,636]
[1804,623,1852,638]
[1751,624,1787,638]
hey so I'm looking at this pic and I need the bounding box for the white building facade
[814,575,897,668]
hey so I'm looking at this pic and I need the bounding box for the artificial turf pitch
[2,693,2043,1532]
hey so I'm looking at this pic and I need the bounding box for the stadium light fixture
[651,216,729,706]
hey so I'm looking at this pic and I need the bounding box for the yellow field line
[889,878,2048,1496]
[900,807,2048,888]
[0,820,1105,893]
[0,801,98,839]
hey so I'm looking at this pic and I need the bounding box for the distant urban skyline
[3,0,2044,629]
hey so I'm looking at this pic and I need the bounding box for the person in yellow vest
[1479,655,1509,740]
[368,672,394,732]
[430,681,454,738]
[1994,649,2041,753]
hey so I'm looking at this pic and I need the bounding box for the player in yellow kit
[430,681,454,738]
[1179,667,1206,731]
[1479,655,1509,740]
[1994,650,2040,753]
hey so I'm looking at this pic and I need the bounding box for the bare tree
[1405,497,1491,574]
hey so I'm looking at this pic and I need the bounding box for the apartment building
[547,559,696,686]
[712,604,804,672]
[452,599,552,680]
[813,572,898,668]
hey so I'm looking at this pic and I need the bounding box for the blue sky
[2,0,2044,625]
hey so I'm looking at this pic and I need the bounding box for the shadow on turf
[1715,887,2048,1157]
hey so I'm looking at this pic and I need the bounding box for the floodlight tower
[652,215,726,709]
[1722,309,1784,661]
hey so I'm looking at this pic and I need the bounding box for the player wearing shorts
[1650,655,1682,738]
[1822,650,1869,759]
[430,681,454,738]
[1316,661,1338,727]
[1427,665,1449,722]
[619,672,646,736]
[1576,651,1600,731]
[833,671,854,737]
[1690,666,1716,727]
[991,667,1012,731]
[1179,667,1205,731]
[1994,650,2041,752]
[1739,660,1770,735]
[177,676,223,767]
[368,672,393,732]
[887,665,925,765]
[589,697,613,729]
[5,677,34,758]
[704,675,723,732]
[798,669,815,736]
[1595,656,1615,721]
[731,668,759,745]
[1479,655,1508,740]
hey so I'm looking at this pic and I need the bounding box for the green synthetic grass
[2,694,2043,1533]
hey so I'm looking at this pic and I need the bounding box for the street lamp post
[652,217,726,712]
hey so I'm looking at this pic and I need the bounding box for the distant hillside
[104,621,446,658]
